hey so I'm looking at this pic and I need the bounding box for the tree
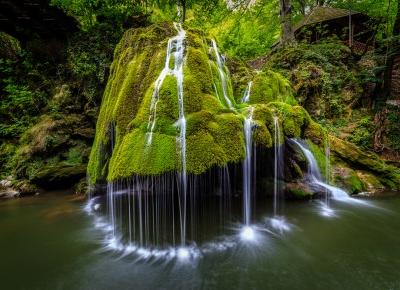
[394,0,400,36]
[280,0,295,44]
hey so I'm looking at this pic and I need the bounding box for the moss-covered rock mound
[88,23,312,183]
[88,22,400,194]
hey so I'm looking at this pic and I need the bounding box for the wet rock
[0,188,20,199]
[0,177,20,199]
[285,182,314,199]
[333,166,364,194]
[15,180,39,196]
[74,178,88,195]
[31,164,87,189]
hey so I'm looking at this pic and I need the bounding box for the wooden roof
[294,7,361,32]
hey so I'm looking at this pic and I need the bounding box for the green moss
[330,136,400,190]
[253,123,273,148]
[266,102,310,138]
[304,120,326,146]
[306,140,327,179]
[108,129,177,179]
[250,70,296,105]
[346,172,364,194]
[0,32,21,59]
[290,188,312,197]
[88,22,398,192]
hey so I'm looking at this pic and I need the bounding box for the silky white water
[172,22,188,247]
[242,81,253,103]
[273,116,283,216]
[147,23,186,145]
[243,107,254,225]
[211,39,234,109]
[291,139,369,205]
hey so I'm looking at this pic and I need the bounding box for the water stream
[243,107,254,226]
[173,22,188,248]
[273,116,283,216]
[147,23,186,145]
[211,40,234,110]
[242,81,252,103]
[291,139,369,206]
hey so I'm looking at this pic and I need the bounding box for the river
[0,192,399,290]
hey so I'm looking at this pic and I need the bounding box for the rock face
[88,22,400,196]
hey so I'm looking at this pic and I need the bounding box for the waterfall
[324,137,331,205]
[273,116,283,216]
[291,139,352,201]
[243,107,254,225]
[211,40,234,110]
[172,22,188,247]
[242,81,253,103]
[147,23,186,145]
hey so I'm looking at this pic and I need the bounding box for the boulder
[31,164,87,189]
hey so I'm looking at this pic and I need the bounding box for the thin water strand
[242,81,253,103]
[273,116,283,216]
[211,39,234,109]
[243,107,254,225]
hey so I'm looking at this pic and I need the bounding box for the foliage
[51,0,143,30]
[386,104,400,150]
[188,0,281,59]
[347,116,375,149]
[266,39,362,119]
[0,53,47,138]
[66,22,123,102]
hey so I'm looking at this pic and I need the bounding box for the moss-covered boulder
[329,136,400,191]
[0,32,21,59]
[88,23,311,183]
[88,22,400,196]
[302,131,400,193]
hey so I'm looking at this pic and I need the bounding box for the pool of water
[1,192,400,290]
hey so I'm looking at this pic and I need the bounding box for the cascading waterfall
[103,23,191,255]
[273,116,283,216]
[146,21,188,248]
[211,40,234,110]
[291,139,357,202]
[172,23,188,248]
[268,116,291,233]
[324,137,331,206]
[108,122,116,237]
[243,107,254,226]
[147,23,186,145]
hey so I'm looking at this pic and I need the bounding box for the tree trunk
[382,0,400,97]
[280,0,294,45]
[394,0,400,36]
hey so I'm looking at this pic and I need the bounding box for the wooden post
[348,9,353,47]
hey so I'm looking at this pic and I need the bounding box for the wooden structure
[294,7,374,53]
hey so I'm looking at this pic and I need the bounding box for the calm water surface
[1,192,400,290]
